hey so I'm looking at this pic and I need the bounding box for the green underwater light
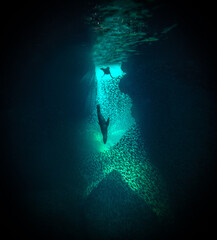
[95,63,135,149]
[80,62,171,220]
[79,0,175,222]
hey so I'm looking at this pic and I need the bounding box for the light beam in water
[79,62,171,221]
[79,0,174,222]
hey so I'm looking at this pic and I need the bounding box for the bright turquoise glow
[79,63,171,220]
[79,0,173,222]
[95,64,124,80]
[95,64,135,149]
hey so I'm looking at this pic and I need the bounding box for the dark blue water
[2,1,216,239]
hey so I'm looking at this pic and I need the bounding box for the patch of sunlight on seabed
[79,63,172,222]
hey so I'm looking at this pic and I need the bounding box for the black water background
[2,0,216,239]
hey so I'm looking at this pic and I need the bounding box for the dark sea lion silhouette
[97,104,109,144]
[100,67,113,78]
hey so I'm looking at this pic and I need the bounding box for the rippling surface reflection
[87,0,177,65]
